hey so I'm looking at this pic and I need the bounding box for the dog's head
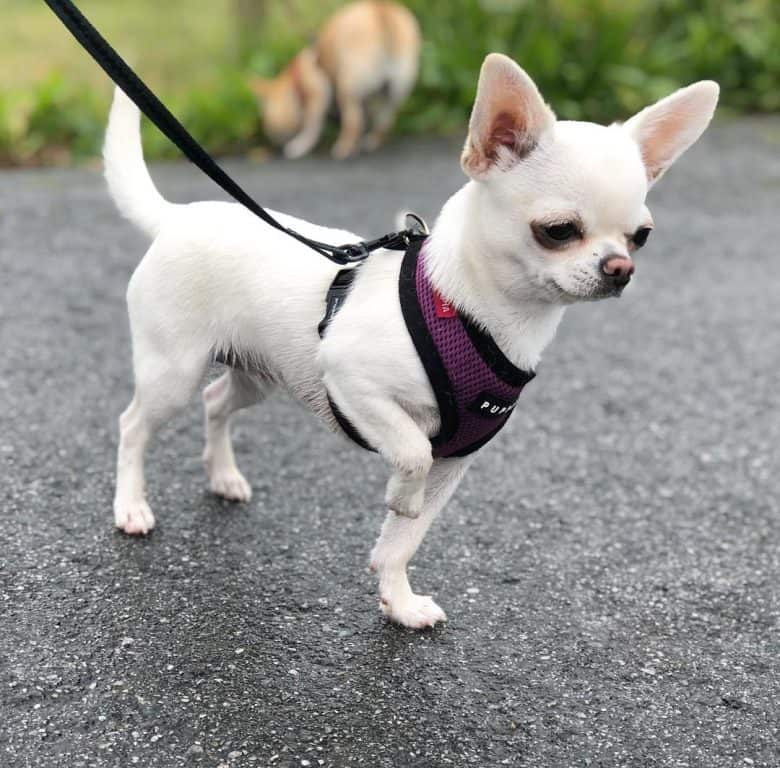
[249,73,303,146]
[460,54,719,304]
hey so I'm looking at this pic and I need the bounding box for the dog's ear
[623,81,719,186]
[461,53,556,180]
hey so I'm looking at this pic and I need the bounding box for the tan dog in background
[249,1,421,159]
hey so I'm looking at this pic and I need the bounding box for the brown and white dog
[249,1,421,159]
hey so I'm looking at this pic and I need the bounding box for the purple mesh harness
[327,237,536,458]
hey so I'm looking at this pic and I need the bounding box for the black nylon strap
[398,237,459,449]
[41,0,412,265]
[318,268,359,338]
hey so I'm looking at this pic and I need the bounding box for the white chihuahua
[104,53,718,628]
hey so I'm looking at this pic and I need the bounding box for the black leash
[42,0,419,265]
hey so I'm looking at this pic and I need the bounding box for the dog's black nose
[600,255,635,287]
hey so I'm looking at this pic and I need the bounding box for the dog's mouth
[550,280,625,303]
[599,283,628,299]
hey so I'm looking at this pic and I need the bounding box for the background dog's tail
[103,87,172,239]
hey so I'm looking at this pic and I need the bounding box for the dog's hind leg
[114,349,209,535]
[370,457,471,629]
[331,89,364,160]
[362,98,398,152]
[202,369,271,501]
[363,56,419,152]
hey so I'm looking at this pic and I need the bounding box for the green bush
[3,0,778,165]
[23,73,106,162]
[247,0,779,132]
[140,72,261,160]
[398,0,780,129]
[0,94,14,164]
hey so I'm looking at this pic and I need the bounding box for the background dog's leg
[363,98,398,152]
[115,351,208,535]
[284,79,331,159]
[364,57,419,151]
[202,369,270,501]
[370,458,471,629]
[331,89,364,159]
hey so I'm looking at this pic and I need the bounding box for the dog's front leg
[284,79,331,160]
[370,458,472,629]
[327,381,435,516]
[376,416,430,517]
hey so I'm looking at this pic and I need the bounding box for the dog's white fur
[104,54,718,628]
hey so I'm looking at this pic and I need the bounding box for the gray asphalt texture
[2,120,780,768]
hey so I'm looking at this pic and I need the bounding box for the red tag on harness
[434,292,457,319]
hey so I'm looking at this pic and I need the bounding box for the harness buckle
[336,212,429,264]
[341,242,371,262]
[404,212,429,236]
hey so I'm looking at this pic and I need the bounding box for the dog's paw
[362,131,385,152]
[115,500,155,536]
[331,141,358,160]
[284,138,310,159]
[209,469,252,502]
[380,593,447,629]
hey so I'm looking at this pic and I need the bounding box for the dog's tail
[103,87,173,239]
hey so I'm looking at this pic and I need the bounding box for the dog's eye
[544,223,580,242]
[532,221,582,248]
[632,226,652,248]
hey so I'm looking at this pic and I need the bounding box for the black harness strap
[318,269,375,448]
[318,268,360,338]
[328,397,375,453]
[317,267,374,448]
[318,236,425,453]
[42,0,415,266]
[398,237,459,450]
[319,237,431,454]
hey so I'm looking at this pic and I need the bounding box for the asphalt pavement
[2,119,780,768]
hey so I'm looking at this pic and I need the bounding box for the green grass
[1,0,238,162]
[1,0,778,165]
[2,0,234,93]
